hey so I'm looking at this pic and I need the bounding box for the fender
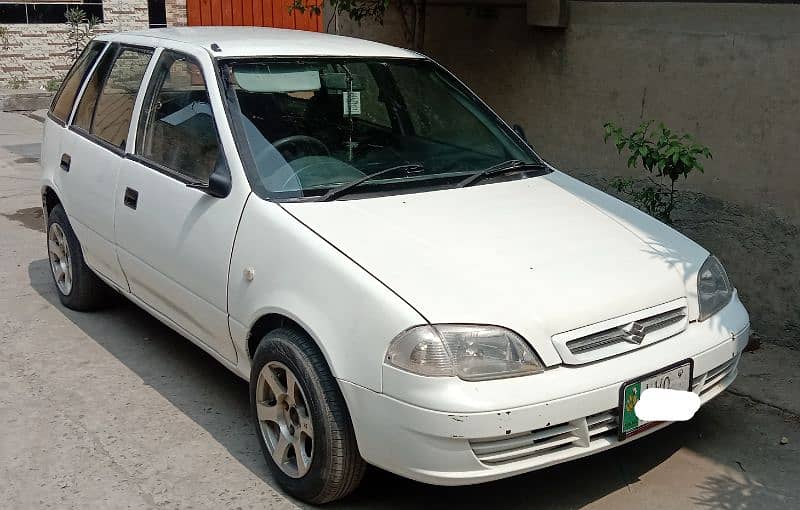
[227,197,425,390]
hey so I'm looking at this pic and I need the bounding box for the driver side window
[135,51,220,183]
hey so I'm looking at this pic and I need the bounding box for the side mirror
[513,123,530,144]
[187,152,232,198]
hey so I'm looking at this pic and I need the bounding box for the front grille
[470,410,618,466]
[565,306,688,358]
[692,355,740,396]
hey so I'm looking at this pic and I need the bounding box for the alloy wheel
[255,361,315,478]
[48,222,73,295]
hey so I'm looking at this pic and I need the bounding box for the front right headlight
[385,324,544,381]
[697,255,733,321]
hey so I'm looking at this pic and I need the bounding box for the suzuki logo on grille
[621,321,647,344]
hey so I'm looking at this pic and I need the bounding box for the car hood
[281,171,708,366]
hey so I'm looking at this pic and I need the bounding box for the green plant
[64,7,100,60]
[290,0,427,51]
[0,26,10,50]
[45,77,62,92]
[603,120,712,223]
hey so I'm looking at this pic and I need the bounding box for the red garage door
[187,0,323,31]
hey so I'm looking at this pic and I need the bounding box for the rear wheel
[250,328,366,504]
[46,204,113,311]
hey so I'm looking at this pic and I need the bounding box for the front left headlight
[385,324,544,381]
[697,255,733,321]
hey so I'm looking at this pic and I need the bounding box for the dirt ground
[576,172,800,351]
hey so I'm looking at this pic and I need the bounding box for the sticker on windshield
[343,91,361,116]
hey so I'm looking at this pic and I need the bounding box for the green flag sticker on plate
[622,382,642,432]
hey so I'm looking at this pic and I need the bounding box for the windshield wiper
[319,163,424,202]
[457,159,547,188]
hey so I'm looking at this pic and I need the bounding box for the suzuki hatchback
[41,27,749,503]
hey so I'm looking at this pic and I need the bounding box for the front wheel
[250,328,365,504]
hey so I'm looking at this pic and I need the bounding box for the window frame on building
[0,1,104,25]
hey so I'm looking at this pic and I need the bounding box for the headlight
[385,324,544,381]
[697,255,733,321]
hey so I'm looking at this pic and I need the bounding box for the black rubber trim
[47,111,66,127]
[68,125,126,157]
[124,153,200,185]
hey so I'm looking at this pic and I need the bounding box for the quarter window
[50,40,105,123]
[73,45,153,150]
[73,46,116,132]
[135,51,220,183]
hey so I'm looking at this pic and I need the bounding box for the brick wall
[166,0,187,27]
[0,0,187,90]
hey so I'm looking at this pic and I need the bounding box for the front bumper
[339,295,749,485]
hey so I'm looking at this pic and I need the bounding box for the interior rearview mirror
[321,73,364,92]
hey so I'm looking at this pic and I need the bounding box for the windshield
[223,58,545,200]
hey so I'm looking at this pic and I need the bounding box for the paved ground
[0,111,798,509]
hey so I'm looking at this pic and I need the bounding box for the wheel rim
[48,222,73,295]
[255,361,315,478]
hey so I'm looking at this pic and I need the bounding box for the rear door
[114,47,248,362]
[43,39,105,223]
[56,43,154,289]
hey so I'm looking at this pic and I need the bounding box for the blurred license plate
[618,359,693,440]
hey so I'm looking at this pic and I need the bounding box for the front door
[114,48,248,362]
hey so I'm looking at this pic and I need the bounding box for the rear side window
[50,41,105,123]
[135,51,220,183]
[74,45,153,150]
[73,47,117,132]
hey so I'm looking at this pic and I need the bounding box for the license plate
[618,359,693,440]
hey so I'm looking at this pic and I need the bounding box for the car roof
[99,27,422,59]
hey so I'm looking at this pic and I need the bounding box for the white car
[40,27,749,503]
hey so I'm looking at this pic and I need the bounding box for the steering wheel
[272,135,330,160]
[279,157,363,190]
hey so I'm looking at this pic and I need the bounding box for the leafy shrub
[603,121,712,223]
[45,77,62,92]
[65,7,100,60]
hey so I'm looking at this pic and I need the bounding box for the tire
[250,328,366,504]
[46,204,113,311]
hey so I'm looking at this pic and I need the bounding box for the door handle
[123,187,139,210]
[59,153,71,172]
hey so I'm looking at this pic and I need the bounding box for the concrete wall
[337,3,800,346]
[0,0,187,90]
[337,2,800,225]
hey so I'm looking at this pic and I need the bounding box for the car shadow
[27,258,276,487]
[28,257,725,509]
